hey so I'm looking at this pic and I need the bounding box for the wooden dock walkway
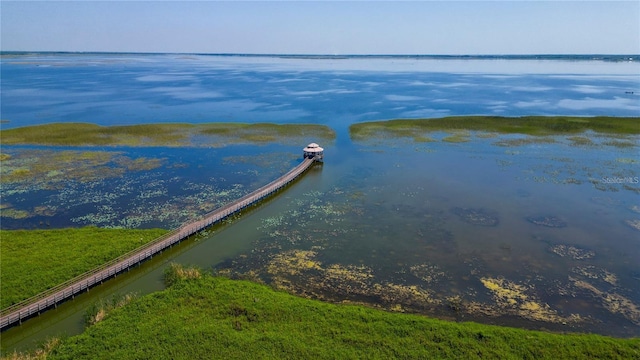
[0,156,319,330]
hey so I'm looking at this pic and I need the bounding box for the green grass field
[0,227,168,309]
[0,122,336,147]
[350,116,640,142]
[29,271,639,359]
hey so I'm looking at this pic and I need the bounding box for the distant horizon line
[1,51,638,60]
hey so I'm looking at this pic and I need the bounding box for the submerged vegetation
[14,275,639,359]
[0,122,336,147]
[0,227,167,309]
[0,149,165,195]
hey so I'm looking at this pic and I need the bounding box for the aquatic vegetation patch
[1,122,336,147]
[0,149,171,225]
[569,269,640,326]
[617,157,639,165]
[452,207,500,227]
[0,208,31,220]
[625,219,640,232]
[478,277,572,324]
[568,136,595,146]
[572,265,618,287]
[66,179,247,229]
[0,149,165,193]
[526,215,567,228]
[548,245,595,260]
[442,134,470,143]
[350,117,640,144]
[263,249,441,312]
[493,137,557,147]
[409,264,448,284]
[115,156,166,171]
[603,139,637,148]
[266,250,323,277]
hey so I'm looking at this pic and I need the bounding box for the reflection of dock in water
[1,145,323,331]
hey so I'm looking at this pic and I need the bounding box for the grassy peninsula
[350,116,640,143]
[21,271,639,359]
[0,227,167,310]
[0,122,336,147]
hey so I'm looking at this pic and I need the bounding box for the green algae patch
[37,275,640,360]
[0,227,168,310]
[0,122,336,147]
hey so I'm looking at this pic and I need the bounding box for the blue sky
[2,1,639,54]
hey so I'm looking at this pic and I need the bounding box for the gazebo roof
[303,143,323,152]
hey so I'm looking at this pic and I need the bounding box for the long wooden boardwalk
[0,156,319,330]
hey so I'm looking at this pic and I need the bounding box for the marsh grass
[164,263,202,287]
[0,227,168,309]
[350,116,640,143]
[1,123,336,147]
[45,275,640,359]
[85,293,138,326]
[3,337,62,360]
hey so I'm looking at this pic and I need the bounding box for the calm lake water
[1,54,639,352]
